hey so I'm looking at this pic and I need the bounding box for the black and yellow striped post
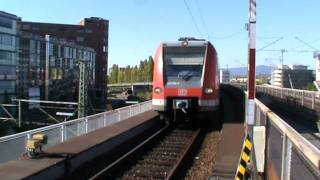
[235,134,253,180]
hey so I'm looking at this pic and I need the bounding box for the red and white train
[152,38,220,121]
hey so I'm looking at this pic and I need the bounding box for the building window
[0,81,15,93]
[0,51,14,65]
[85,29,92,33]
[22,24,30,30]
[0,34,13,46]
[32,26,39,30]
[0,16,12,29]
[0,66,15,75]
[76,37,84,42]
[30,40,36,53]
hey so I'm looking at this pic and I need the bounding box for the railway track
[90,124,200,180]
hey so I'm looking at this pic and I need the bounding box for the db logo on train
[178,89,188,96]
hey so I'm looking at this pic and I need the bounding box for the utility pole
[280,49,286,65]
[78,59,88,118]
[238,1,258,179]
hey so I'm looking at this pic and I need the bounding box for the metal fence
[254,99,320,179]
[256,85,320,111]
[0,101,152,164]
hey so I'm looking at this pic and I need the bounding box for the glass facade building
[0,11,18,103]
[0,11,96,104]
[17,33,95,101]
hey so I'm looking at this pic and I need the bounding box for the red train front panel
[152,40,219,113]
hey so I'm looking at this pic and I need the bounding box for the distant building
[230,77,247,83]
[18,16,108,100]
[219,69,230,83]
[0,11,19,103]
[314,53,320,91]
[271,64,314,89]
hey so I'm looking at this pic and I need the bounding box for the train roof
[163,39,210,47]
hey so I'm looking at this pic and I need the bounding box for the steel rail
[165,128,201,180]
[89,124,170,180]
[90,126,201,180]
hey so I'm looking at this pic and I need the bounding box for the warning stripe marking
[235,135,253,180]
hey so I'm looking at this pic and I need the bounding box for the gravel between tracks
[184,131,221,180]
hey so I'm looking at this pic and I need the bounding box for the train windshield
[164,46,206,87]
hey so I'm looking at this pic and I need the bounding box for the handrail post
[312,93,315,109]
[129,106,132,117]
[256,104,260,125]
[118,109,121,121]
[281,134,292,180]
[18,101,21,128]
[103,114,107,127]
[61,125,65,142]
[85,117,88,133]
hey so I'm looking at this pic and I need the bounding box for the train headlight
[182,41,188,47]
[204,88,214,94]
[154,87,162,94]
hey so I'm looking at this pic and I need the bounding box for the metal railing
[254,98,320,179]
[256,85,320,111]
[0,101,152,164]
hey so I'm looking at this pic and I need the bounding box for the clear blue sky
[1,0,319,70]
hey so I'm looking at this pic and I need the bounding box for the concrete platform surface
[211,123,245,179]
[0,110,159,180]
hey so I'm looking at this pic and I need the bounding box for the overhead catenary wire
[209,27,246,40]
[183,0,246,41]
[257,37,283,52]
[195,0,209,39]
[295,36,319,52]
[183,0,204,38]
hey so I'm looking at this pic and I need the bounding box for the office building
[0,11,96,105]
[18,17,108,99]
[271,64,314,89]
[17,32,95,101]
[0,11,19,103]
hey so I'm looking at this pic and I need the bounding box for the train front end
[152,39,219,121]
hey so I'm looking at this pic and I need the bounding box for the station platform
[0,110,160,179]
[212,123,245,179]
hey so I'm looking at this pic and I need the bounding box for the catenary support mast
[247,0,256,125]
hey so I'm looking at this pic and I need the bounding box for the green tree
[304,83,316,91]
[124,65,131,83]
[109,55,154,84]
[147,56,154,81]
[131,66,138,83]
[110,64,119,83]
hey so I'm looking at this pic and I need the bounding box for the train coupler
[173,99,189,114]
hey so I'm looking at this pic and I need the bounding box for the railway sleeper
[125,168,168,179]
[155,146,184,151]
[141,155,177,162]
[148,150,179,156]
[134,163,172,170]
